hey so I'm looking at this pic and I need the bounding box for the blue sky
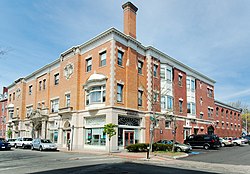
[0,0,250,106]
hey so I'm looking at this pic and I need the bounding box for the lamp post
[246,109,248,134]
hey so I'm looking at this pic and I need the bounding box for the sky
[0,0,250,106]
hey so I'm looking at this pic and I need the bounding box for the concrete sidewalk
[58,148,186,161]
[58,148,250,173]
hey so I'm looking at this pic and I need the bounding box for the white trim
[117,46,125,53]
[178,72,183,77]
[64,91,71,95]
[179,98,183,101]
[116,80,125,85]
[85,55,92,60]
[50,96,59,101]
[98,48,107,54]
[26,104,33,107]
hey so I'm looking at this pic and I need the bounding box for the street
[0,149,215,174]
[182,144,250,165]
[1,145,250,174]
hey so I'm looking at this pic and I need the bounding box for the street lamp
[246,109,248,134]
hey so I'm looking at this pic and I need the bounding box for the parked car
[157,139,192,152]
[232,137,243,146]
[31,138,57,151]
[221,137,233,147]
[240,136,249,144]
[0,138,11,150]
[14,137,33,149]
[7,138,16,147]
[184,134,221,150]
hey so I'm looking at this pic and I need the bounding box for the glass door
[124,131,134,147]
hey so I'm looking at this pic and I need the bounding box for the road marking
[0,166,25,171]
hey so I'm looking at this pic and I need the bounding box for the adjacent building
[0,87,8,138]
[6,2,241,151]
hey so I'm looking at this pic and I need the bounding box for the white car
[7,138,16,147]
[232,138,243,146]
[14,137,33,149]
[31,138,57,151]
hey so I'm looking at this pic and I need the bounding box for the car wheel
[39,146,43,151]
[222,143,225,147]
[14,144,17,149]
[203,144,209,150]
[176,147,182,152]
[22,144,25,149]
[31,146,34,150]
[233,142,237,146]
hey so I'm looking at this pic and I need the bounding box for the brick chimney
[122,2,138,39]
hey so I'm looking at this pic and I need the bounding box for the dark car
[184,134,221,150]
[0,138,11,150]
[157,139,192,152]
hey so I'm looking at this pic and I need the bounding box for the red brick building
[0,87,8,138]
[6,2,241,151]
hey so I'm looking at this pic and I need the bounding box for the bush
[126,143,173,152]
[153,143,173,152]
[126,143,149,152]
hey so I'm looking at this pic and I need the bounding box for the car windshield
[23,138,32,141]
[41,139,52,143]
[0,138,7,143]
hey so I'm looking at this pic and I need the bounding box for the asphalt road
[0,149,217,174]
[181,144,250,165]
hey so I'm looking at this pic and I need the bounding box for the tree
[103,123,116,154]
[7,129,12,138]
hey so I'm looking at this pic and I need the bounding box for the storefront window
[85,128,106,146]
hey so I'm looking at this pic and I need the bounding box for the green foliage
[103,123,116,141]
[6,129,12,138]
[126,143,173,152]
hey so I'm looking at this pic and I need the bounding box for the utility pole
[171,115,177,152]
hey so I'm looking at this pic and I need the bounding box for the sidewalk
[58,147,186,161]
[59,148,250,173]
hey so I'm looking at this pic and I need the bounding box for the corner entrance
[124,130,134,147]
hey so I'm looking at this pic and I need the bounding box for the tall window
[186,79,190,90]
[51,99,59,113]
[26,106,33,117]
[117,50,124,66]
[208,108,213,118]
[86,86,106,105]
[138,90,143,106]
[187,103,191,113]
[43,79,46,89]
[167,96,173,110]
[86,58,92,72]
[179,100,183,113]
[39,81,42,91]
[153,64,158,77]
[192,103,196,115]
[9,94,11,102]
[161,96,166,109]
[165,121,171,128]
[65,94,70,107]
[54,73,59,85]
[207,88,213,98]
[13,92,15,100]
[29,85,33,95]
[100,51,106,66]
[117,84,123,102]
[138,61,143,74]
[160,68,165,79]
[178,75,183,86]
[9,109,14,119]
[191,80,195,91]
[167,69,172,81]
[216,107,219,117]
[16,108,19,117]
[200,113,203,119]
